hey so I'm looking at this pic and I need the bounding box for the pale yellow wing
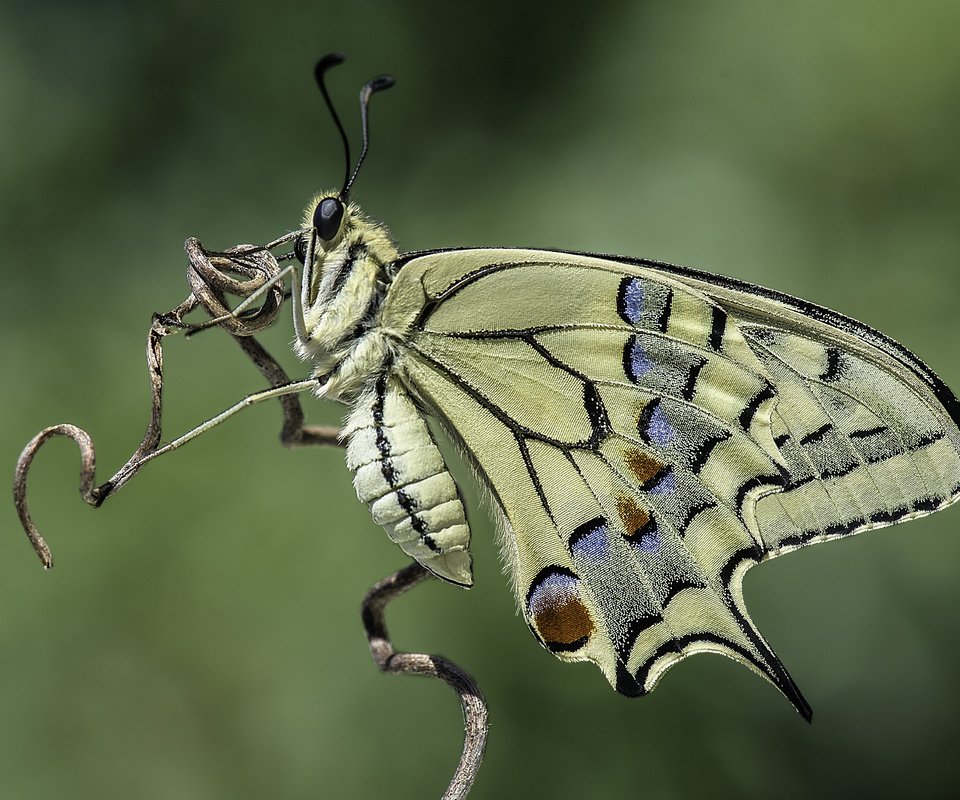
[378,247,960,716]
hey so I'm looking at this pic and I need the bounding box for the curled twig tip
[13,423,99,568]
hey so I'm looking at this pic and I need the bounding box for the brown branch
[362,564,489,799]
[11,235,336,567]
[12,232,491,797]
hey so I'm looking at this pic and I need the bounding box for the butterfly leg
[188,228,313,345]
[362,562,487,800]
[181,233,310,345]
[230,335,340,447]
[182,237,287,337]
[184,232,316,344]
[148,380,320,463]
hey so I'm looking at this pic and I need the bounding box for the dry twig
[12,233,490,797]
[362,564,489,799]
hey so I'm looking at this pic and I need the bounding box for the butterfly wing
[603,255,960,555]
[377,247,960,715]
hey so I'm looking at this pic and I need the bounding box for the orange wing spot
[624,448,666,487]
[617,496,651,536]
[534,596,594,647]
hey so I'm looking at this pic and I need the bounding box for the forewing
[380,247,960,714]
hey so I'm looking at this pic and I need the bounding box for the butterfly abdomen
[343,373,474,586]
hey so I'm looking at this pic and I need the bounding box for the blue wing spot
[528,569,579,615]
[635,529,660,554]
[617,276,645,325]
[623,335,653,383]
[646,402,676,446]
[569,517,610,566]
[649,469,676,495]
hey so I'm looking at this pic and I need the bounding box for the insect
[15,54,960,726]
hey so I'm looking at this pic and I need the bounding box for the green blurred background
[2,1,960,797]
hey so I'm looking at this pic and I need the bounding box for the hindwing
[377,247,960,715]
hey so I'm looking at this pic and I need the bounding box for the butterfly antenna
[314,53,351,196]
[341,73,396,200]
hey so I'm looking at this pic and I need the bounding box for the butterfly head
[295,190,351,262]
[295,188,394,265]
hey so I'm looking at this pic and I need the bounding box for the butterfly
[20,54,954,723]
[250,55,960,721]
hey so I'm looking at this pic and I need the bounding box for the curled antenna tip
[369,75,396,92]
[315,52,345,78]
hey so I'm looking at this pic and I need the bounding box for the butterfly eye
[313,197,345,241]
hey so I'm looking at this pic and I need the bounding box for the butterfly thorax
[296,193,398,402]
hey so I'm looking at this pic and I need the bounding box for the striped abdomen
[343,374,473,586]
